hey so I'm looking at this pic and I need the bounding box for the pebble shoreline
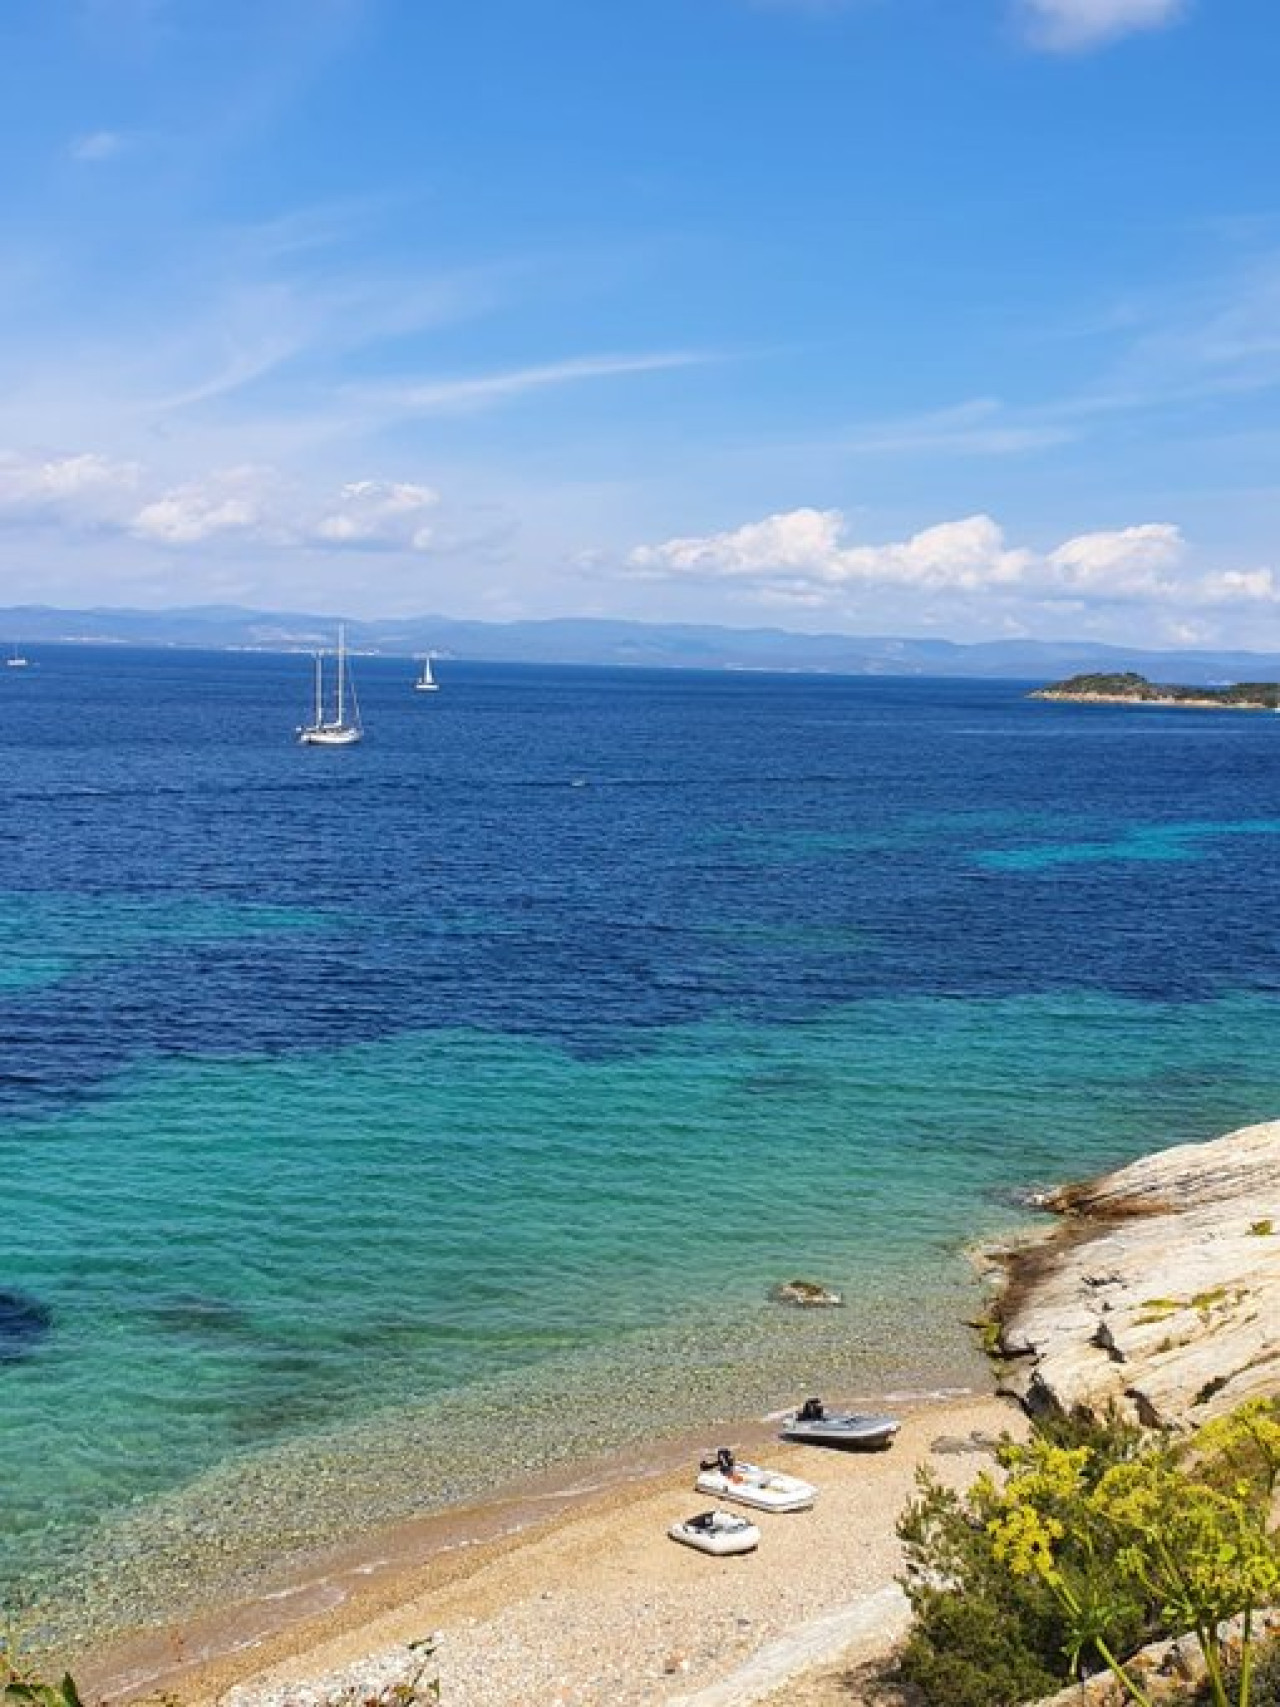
[82,1394,1020,1707]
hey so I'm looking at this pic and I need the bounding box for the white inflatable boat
[695,1448,816,1513]
[668,1508,761,1556]
[780,1397,901,1450]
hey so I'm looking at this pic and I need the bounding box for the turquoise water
[3,653,1279,1641]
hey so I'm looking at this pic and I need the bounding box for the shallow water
[3,651,1279,1641]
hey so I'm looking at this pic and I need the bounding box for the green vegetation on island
[1032,671,1280,709]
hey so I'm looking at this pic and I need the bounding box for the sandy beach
[80,1389,1021,1707]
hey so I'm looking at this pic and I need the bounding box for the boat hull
[695,1461,815,1513]
[298,724,362,746]
[668,1510,760,1556]
[779,1412,900,1451]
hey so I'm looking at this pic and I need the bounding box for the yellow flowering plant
[897,1412,1157,1706]
[985,1401,1280,1707]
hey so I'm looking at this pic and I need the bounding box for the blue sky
[1,0,1277,645]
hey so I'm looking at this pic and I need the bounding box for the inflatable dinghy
[780,1397,900,1450]
[696,1448,816,1513]
[668,1508,761,1556]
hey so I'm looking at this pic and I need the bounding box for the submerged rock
[0,1288,53,1362]
[987,1119,1280,1429]
[770,1279,844,1308]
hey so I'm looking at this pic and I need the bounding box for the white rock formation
[991,1119,1280,1428]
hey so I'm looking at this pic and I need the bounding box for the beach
[80,1391,1021,1707]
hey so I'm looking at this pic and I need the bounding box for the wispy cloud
[1016,0,1188,52]
[353,351,715,417]
[69,129,129,162]
[837,398,1077,457]
[780,250,1280,471]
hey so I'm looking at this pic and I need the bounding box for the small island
[1030,670,1280,710]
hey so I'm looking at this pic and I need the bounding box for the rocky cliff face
[991,1120,1280,1429]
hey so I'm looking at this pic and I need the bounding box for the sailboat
[297,624,362,746]
[6,644,29,668]
[414,654,440,693]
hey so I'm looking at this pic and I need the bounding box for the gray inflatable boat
[780,1396,900,1450]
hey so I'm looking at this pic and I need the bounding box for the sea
[3,647,1280,1646]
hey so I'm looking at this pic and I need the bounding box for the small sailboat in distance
[6,644,29,668]
[414,654,440,693]
[297,624,362,746]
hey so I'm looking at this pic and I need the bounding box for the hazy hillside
[3,603,1279,684]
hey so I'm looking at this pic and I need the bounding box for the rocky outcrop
[989,1120,1280,1429]
[1033,1608,1280,1705]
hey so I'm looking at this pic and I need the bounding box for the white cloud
[1017,0,1187,52]
[69,130,128,162]
[840,515,1032,590]
[0,450,141,523]
[131,468,268,544]
[120,463,456,557]
[630,507,847,580]
[1194,567,1279,605]
[1047,522,1185,592]
[630,509,1031,593]
[312,479,440,550]
[0,452,454,558]
[628,508,1276,614]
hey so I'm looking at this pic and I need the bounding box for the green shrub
[895,1409,1157,1706]
[895,1400,1280,1707]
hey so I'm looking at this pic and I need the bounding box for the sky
[0,0,1278,646]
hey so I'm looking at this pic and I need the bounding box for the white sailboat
[297,624,362,746]
[6,644,29,668]
[414,654,440,693]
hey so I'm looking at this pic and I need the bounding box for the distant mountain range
[3,602,1278,685]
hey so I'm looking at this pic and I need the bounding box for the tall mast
[336,623,346,726]
[313,651,323,727]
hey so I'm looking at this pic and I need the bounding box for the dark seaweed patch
[0,1289,53,1362]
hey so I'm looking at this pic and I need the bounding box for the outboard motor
[798,1396,825,1422]
[716,1446,735,1475]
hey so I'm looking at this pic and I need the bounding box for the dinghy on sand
[668,1509,761,1556]
[780,1396,901,1450]
[696,1447,816,1513]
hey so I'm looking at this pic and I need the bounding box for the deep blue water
[3,648,1279,1639]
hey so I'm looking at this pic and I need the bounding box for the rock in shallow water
[770,1279,844,1308]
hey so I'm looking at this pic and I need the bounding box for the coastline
[1030,690,1277,710]
[79,1389,1018,1707]
[67,1118,1280,1705]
